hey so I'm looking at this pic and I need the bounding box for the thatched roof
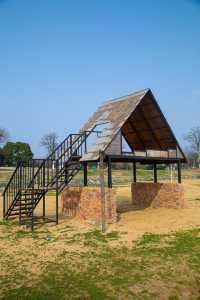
[80,88,185,162]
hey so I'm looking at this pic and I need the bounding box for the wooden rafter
[138,105,163,150]
[127,120,146,150]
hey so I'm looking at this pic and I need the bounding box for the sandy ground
[1,179,200,241]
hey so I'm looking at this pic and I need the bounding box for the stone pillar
[131,182,186,209]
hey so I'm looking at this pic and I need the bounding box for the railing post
[31,160,35,231]
[55,159,59,225]
[70,134,72,157]
[42,160,46,220]
[177,160,182,184]
[3,192,5,219]
[84,132,87,154]
[19,162,23,225]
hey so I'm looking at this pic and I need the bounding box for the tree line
[0,129,59,166]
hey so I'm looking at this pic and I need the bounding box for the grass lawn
[1,167,200,299]
[0,221,200,300]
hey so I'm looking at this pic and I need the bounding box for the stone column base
[131,182,186,209]
[61,187,117,225]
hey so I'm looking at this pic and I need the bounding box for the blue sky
[0,0,200,157]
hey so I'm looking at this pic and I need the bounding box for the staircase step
[3,131,86,222]
[9,212,28,216]
[12,208,32,212]
[15,203,33,207]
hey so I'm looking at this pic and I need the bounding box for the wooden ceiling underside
[122,94,177,151]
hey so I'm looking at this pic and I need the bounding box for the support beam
[133,161,137,183]
[83,162,88,186]
[99,151,106,232]
[177,160,182,184]
[153,163,157,183]
[107,156,112,188]
[42,195,45,219]
[64,165,68,184]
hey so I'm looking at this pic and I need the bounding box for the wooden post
[99,151,106,232]
[177,160,182,184]
[83,162,88,186]
[107,156,112,188]
[133,161,137,183]
[153,163,157,183]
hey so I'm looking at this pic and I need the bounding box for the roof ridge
[101,88,150,105]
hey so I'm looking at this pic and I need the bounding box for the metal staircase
[2,130,96,229]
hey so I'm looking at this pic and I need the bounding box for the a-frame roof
[80,88,186,162]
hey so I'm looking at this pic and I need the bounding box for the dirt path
[1,179,200,242]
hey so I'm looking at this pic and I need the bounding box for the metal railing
[2,129,99,219]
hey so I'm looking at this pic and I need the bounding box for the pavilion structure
[79,88,186,186]
[3,88,186,229]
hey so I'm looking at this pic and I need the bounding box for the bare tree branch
[40,132,59,156]
[184,126,200,167]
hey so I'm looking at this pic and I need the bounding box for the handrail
[28,129,96,188]
[45,128,98,161]
[2,162,22,196]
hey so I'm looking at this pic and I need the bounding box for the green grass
[1,227,200,299]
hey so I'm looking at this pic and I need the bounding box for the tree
[3,142,33,166]
[0,147,5,165]
[40,132,59,156]
[0,127,9,145]
[184,147,199,168]
[184,126,200,168]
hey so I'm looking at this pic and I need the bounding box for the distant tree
[184,127,200,168]
[40,132,59,157]
[0,147,5,165]
[0,127,9,145]
[3,142,33,166]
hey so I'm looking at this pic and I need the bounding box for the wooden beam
[83,162,88,186]
[153,163,157,183]
[124,126,169,135]
[107,156,112,188]
[133,162,137,183]
[177,160,182,183]
[127,120,146,150]
[99,151,106,232]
